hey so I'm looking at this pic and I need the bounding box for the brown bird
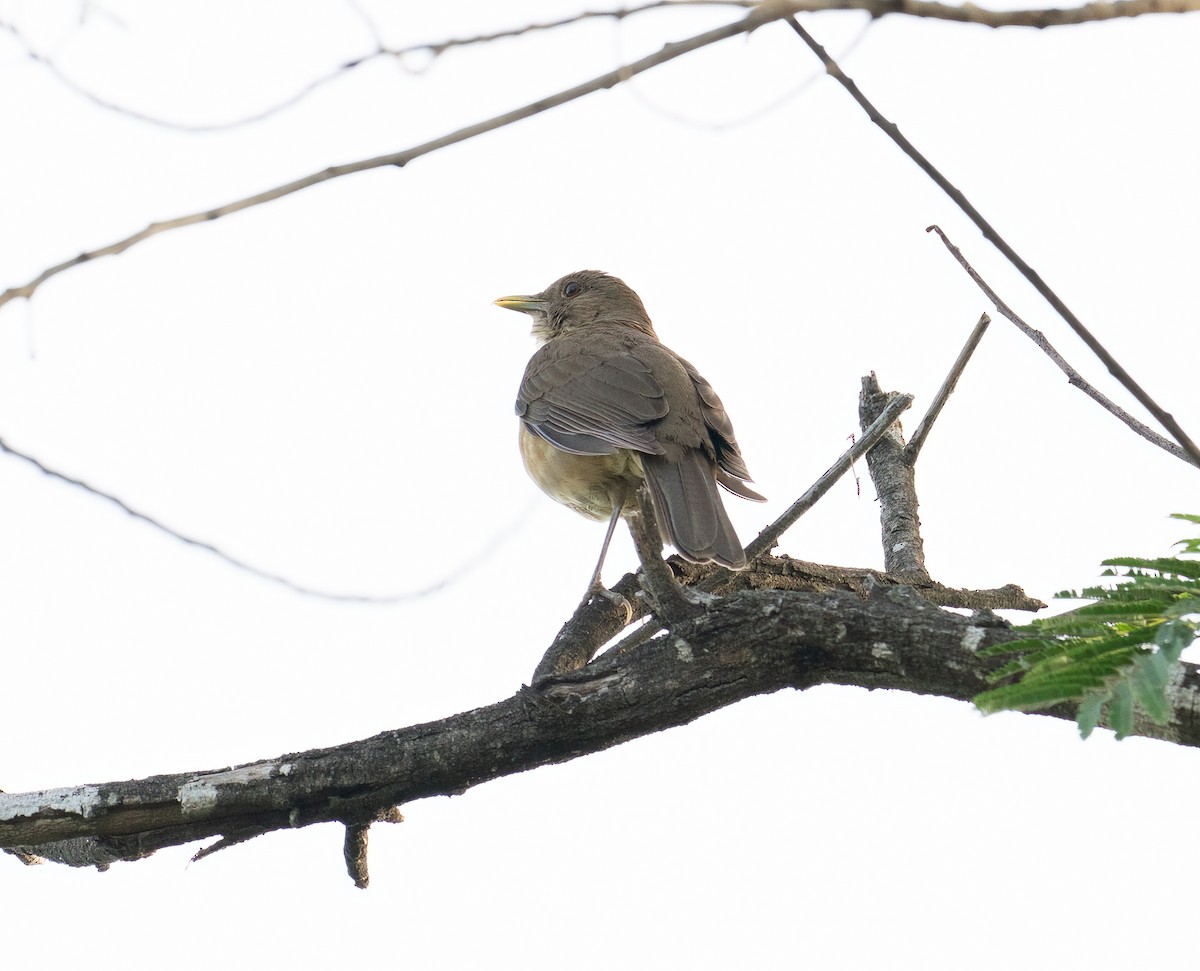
[494,270,764,600]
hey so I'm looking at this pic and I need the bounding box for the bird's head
[494,270,656,344]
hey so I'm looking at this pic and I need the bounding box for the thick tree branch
[3,584,1194,875]
[673,555,1045,611]
[860,375,929,579]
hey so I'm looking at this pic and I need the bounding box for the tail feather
[642,451,747,569]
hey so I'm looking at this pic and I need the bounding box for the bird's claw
[581,582,633,625]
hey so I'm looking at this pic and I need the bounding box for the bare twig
[785,16,1200,468]
[0,13,767,309]
[0,434,533,603]
[926,227,1195,466]
[371,0,1200,48]
[2,5,699,132]
[617,8,874,131]
[8,0,1200,305]
[0,19,374,132]
[745,391,913,560]
[785,0,1200,27]
[387,1,722,57]
[11,1,1193,133]
[905,313,991,463]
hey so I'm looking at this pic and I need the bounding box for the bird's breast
[519,426,644,522]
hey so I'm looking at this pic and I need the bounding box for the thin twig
[0,12,768,309]
[0,434,533,602]
[191,829,266,863]
[905,313,991,464]
[0,20,380,132]
[11,1,1191,133]
[389,1,730,57]
[8,0,1199,305]
[2,4,702,132]
[926,226,1194,466]
[616,9,874,132]
[745,391,913,560]
[785,16,1200,468]
[788,0,1200,27]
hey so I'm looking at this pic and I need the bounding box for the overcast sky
[2,1,1198,968]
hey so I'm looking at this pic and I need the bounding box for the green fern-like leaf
[972,515,1200,739]
[975,677,1099,714]
[1076,693,1105,739]
[1102,556,1200,580]
[1170,515,1200,554]
[976,636,1058,659]
[1109,681,1135,739]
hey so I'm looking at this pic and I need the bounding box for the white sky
[2,1,1199,967]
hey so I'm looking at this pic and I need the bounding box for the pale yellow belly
[519,426,645,522]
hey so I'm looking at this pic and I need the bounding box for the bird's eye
[563,280,582,297]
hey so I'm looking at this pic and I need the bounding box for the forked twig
[785,15,1200,467]
[2,4,730,132]
[562,393,914,666]
[12,2,1196,132]
[927,226,1193,465]
[745,391,913,560]
[0,12,770,311]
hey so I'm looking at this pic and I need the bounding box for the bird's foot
[579,581,633,625]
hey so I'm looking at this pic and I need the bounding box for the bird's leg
[578,503,633,623]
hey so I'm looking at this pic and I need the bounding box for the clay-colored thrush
[495,270,764,597]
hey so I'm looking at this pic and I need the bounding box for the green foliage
[973,514,1200,739]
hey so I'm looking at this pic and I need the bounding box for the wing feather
[517,332,669,456]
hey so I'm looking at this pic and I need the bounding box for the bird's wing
[517,333,669,456]
[670,354,764,499]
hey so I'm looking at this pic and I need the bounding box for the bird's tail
[642,451,747,569]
